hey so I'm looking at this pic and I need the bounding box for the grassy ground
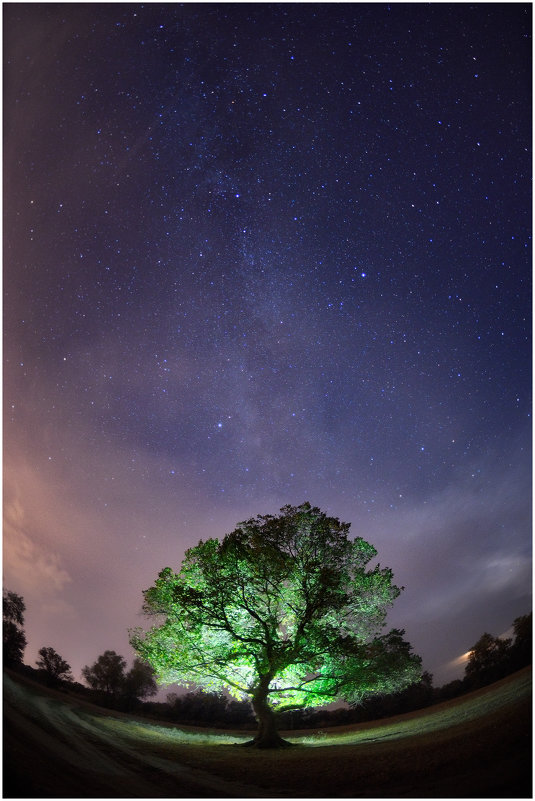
[3,667,532,798]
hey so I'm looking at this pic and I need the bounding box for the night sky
[4,3,531,691]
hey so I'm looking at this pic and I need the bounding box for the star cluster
[4,3,531,685]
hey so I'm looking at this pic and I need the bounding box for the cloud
[3,480,72,599]
[348,436,532,684]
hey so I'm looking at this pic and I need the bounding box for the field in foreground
[3,667,532,798]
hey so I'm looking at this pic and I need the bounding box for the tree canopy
[465,632,512,686]
[131,502,421,747]
[82,650,157,704]
[510,613,532,671]
[36,647,73,683]
[3,589,27,667]
[123,657,158,702]
[464,613,532,687]
[82,650,126,694]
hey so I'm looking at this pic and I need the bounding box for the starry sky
[4,2,532,691]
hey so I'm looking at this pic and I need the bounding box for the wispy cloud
[3,475,72,597]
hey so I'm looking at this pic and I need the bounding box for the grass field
[3,667,532,798]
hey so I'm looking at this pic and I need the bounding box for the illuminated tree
[36,646,73,683]
[130,502,421,747]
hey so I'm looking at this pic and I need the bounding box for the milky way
[4,3,531,686]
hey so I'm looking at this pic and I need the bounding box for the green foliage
[3,590,26,666]
[36,647,73,682]
[131,502,421,722]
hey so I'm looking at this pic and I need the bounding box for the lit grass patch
[293,668,532,746]
[94,714,251,746]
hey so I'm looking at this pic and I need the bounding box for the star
[2,1,530,690]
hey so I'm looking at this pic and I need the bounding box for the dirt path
[3,668,532,798]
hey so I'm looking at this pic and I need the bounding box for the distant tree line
[464,615,531,688]
[2,590,157,713]
[294,612,532,729]
[3,588,531,728]
[153,690,255,728]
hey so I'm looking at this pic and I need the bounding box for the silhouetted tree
[131,502,421,748]
[465,632,512,687]
[123,658,157,702]
[36,647,73,684]
[179,690,229,723]
[82,650,126,694]
[165,688,254,727]
[510,612,532,670]
[437,678,468,702]
[390,669,435,714]
[3,590,27,667]
[226,697,256,726]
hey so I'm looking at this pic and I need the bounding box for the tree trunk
[243,682,293,748]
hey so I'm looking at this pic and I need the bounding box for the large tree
[131,502,421,747]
